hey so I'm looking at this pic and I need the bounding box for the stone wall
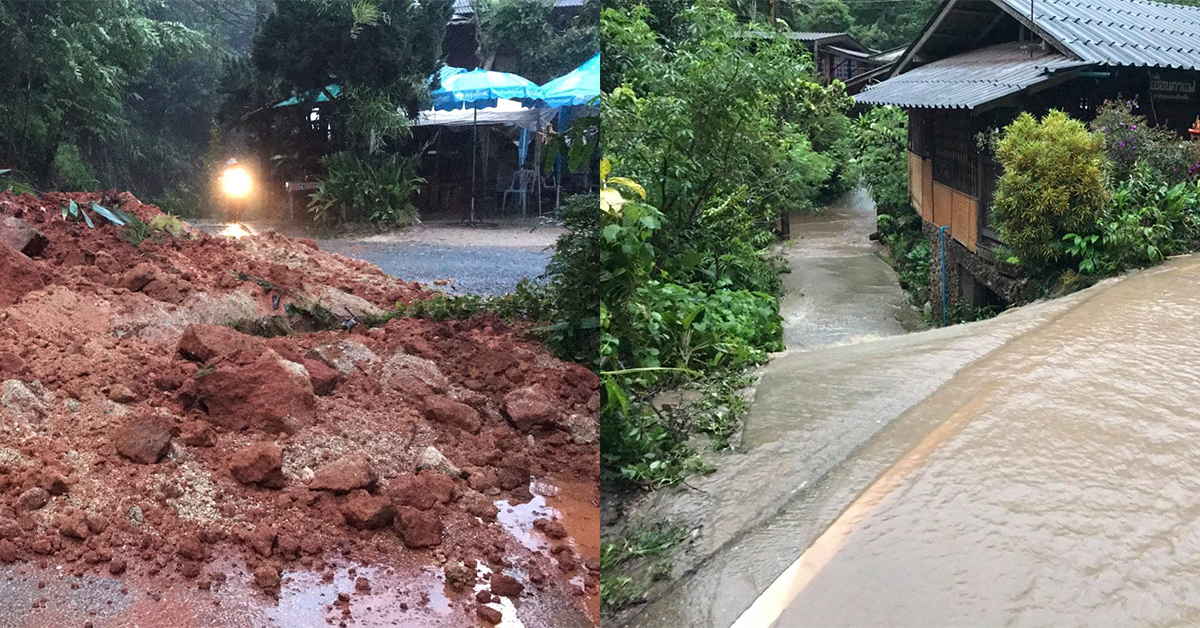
[923,222,1033,323]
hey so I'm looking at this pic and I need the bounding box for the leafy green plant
[121,214,151,247]
[991,111,1108,267]
[60,199,134,229]
[308,152,425,226]
[1091,99,1200,186]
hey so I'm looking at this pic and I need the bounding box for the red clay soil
[0,191,600,626]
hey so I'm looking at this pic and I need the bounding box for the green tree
[992,110,1108,266]
[473,0,598,82]
[0,0,205,189]
[798,0,852,32]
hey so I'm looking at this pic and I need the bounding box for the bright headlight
[222,167,252,198]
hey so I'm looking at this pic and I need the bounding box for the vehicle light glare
[222,167,252,198]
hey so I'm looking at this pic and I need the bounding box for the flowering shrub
[1090,100,1200,185]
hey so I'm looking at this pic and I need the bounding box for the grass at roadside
[600,520,689,612]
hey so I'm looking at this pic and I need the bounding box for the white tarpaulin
[412,99,557,130]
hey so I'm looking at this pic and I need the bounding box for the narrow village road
[622,189,950,627]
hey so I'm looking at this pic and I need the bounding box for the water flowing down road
[743,255,1200,627]
[629,191,1200,628]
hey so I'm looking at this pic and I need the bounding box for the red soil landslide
[0,191,600,627]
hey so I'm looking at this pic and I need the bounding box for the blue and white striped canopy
[537,53,600,108]
[430,68,541,111]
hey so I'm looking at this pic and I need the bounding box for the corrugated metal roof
[452,0,582,16]
[855,42,1091,109]
[997,0,1200,70]
[783,31,848,41]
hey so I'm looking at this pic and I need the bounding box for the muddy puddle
[2,475,598,628]
[737,256,1200,626]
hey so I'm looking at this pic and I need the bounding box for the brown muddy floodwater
[735,256,1200,626]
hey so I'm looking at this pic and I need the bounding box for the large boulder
[178,324,264,364]
[228,442,285,488]
[194,350,315,435]
[113,415,173,464]
[309,454,376,493]
[423,395,482,434]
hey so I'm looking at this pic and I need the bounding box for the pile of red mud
[0,191,599,625]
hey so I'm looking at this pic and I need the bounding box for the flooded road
[631,195,1200,627]
[780,188,925,348]
[740,255,1200,626]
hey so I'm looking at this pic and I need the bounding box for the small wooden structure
[857,0,1200,317]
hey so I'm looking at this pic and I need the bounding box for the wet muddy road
[631,195,1200,627]
[741,256,1200,626]
[623,190,930,627]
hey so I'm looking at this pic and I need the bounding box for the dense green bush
[1090,100,1200,185]
[1065,163,1200,274]
[992,111,1108,267]
[596,4,846,488]
[308,152,424,226]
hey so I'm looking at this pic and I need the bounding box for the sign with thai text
[1150,71,1197,102]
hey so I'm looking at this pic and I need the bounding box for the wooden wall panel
[950,190,978,252]
[966,194,978,251]
[922,159,934,223]
[932,182,952,227]
[908,151,923,213]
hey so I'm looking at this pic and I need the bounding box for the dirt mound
[0,191,599,624]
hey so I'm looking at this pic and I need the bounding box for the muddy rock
[387,470,456,511]
[228,442,285,488]
[415,445,463,478]
[443,561,475,590]
[113,415,173,464]
[179,421,216,447]
[57,510,90,540]
[305,340,379,375]
[19,487,49,511]
[107,384,137,403]
[252,562,282,594]
[340,489,395,530]
[381,353,449,394]
[0,352,25,377]
[310,454,376,493]
[0,243,46,308]
[0,215,48,257]
[477,605,503,624]
[491,573,524,598]
[461,490,499,521]
[178,324,264,364]
[503,386,559,432]
[423,395,482,433]
[395,506,442,548]
[195,349,315,435]
[301,358,339,396]
[120,263,160,292]
[1,379,45,422]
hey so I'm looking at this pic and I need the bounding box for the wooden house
[856,0,1200,318]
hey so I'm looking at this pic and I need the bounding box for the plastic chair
[502,169,538,216]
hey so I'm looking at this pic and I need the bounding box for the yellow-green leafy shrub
[992,110,1108,266]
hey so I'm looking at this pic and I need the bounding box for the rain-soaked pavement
[193,220,557,296]
[621,189,930,626]
[628,188,1200,626]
